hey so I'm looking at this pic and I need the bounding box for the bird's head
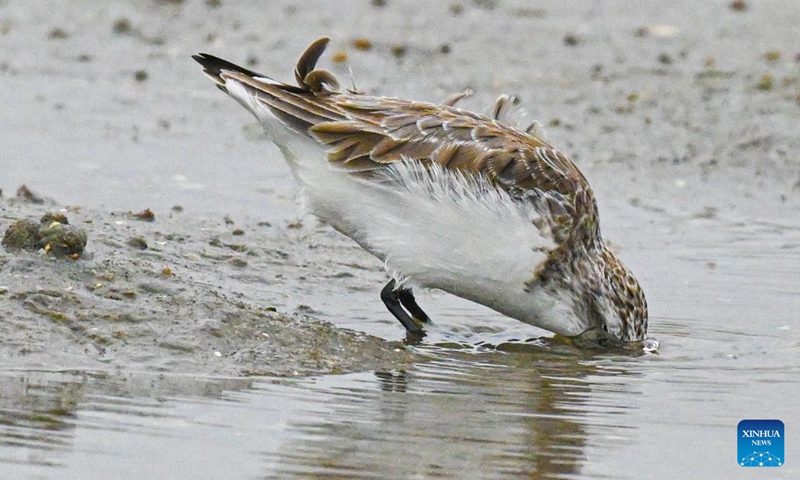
[579,247,648,346]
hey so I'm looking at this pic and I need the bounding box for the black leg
[397,288,431,325]
[380,280,425,334]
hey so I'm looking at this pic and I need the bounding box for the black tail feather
[192,53,265,91]
[192,38,343,135]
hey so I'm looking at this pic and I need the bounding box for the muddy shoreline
[0,189,417,378]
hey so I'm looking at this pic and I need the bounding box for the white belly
[272,132,584,335]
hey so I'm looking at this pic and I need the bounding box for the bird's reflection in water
[270,340,644,479]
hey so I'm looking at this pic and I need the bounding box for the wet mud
[0,189,416,378]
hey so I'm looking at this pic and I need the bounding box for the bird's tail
[192,37,345,136]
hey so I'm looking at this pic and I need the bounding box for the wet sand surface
[2,0,800,478]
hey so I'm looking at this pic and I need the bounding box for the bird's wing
[310,96,598,247]
[194,37,598,247]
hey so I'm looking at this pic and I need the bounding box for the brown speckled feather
[197,47,597,250]
[309,98,598,248]
[196,38,598,250]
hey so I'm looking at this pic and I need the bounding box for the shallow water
[2,210,799,479]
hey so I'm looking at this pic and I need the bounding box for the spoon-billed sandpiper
[193,37,650,348]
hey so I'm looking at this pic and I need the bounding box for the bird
[192,37,649,348]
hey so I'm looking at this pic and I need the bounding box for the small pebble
[2,219,39,250]
[755,73,773,91]
[127,237,148,250]
[352,37,372,51]
[390,44,407,59]
[229,258,248,268]
[40,212,68,225]
[127,208,155,222]
[112,18,132,35]
[564,34,580,46]
[16,185,44,204]
[39,222,88,257]
[657,53,673,64]
[729,0,747,12]
[48,28,69,40]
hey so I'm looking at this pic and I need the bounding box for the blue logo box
[738,419,784,467]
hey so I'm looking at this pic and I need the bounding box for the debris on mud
[127,208,155,221]
[352,37,373,51]
[127,236,148,250]
[112,17,132,35]
[15,185,45,204]
[729,0,748,12]
[1,219,38,250]
[2,212,87,257]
